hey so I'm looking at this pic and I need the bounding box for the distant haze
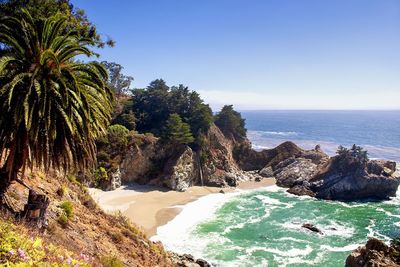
[74,0,400,110]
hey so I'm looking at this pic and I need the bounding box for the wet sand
[89,178,276,237]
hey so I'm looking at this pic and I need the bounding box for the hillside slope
[2,170,175,266]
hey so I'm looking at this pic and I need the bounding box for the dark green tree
[0,0,114,48]
[164,113,194,145]
[0,10,112,196]
[101,61,134,96]
[131,80,213,142]
[214,105,247,141]
[336,144,369,171]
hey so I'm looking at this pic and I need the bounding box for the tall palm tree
[0,9,113,196]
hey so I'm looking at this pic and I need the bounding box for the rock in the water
[196,258,211,267]
[345,238,400,267]
[312,159,400,201]
[273,149,400,201]
[287,185,316,197]
[302,223,322,234]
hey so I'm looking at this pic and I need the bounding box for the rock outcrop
[345,238,400,267]
[161,146,198,191]
[119,134,160,184]
[201,124,242,187]
[169,252,211,267]
[257,143,400,201]
[309,159,400,201]
[234,141,328,171]
[274,158,320,187]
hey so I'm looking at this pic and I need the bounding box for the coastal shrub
[58,213,69,227]
[114,211,147,239]
[59,201,74,219]
[95,167,109,184]
[110,231,124,243]
[67,174,80,185]
[79,192,98,209]
[56,186,68,197]
[99,255,123,267]
[107,124,131,152]
[97,150,111,163]
[0,219,90,266]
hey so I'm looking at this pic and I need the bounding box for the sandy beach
[89,178,276,237]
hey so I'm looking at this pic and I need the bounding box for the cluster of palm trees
[0,9,113,196]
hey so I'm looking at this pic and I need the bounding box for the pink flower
[17,248,26,259]
[66,256,72,264]
[8,250,15,255]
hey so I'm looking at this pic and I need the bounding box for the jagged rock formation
[111,123,264,191]
[119,134,160,184]
[345,238,400,267]
[263,144,400,201]
[310,159,400,200]
[169,253,211,267]
[161,146,198,191]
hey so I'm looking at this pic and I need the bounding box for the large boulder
[345,238,400,267]
[311,159,400,201]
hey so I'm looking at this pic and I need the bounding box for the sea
[152,110,400,267]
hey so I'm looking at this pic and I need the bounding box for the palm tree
[0,9,113,197]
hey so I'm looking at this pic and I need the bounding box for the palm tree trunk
[0,131,28,206]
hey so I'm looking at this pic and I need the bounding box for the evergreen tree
[164,113,194,145]
[214,105,247,140]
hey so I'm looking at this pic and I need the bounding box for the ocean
[152,110,400,266]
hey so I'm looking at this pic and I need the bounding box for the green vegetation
[0,219,91,266]
[59,201,74,219]
[0,0,114,48]
[215,105,247,141]
[336,144,369,170]
[107,124,131,153]
[102,61,134,96]
[0,9,113,194]
[99,255,124,267]
[164,113,195,145]
[110,231,124,243]
[130,79,213,145]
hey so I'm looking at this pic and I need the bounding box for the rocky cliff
[112,123,261,191]
[346,238,400,267]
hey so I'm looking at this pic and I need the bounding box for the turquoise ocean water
[153,111,400,266]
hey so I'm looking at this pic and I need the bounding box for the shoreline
[89,178,276,237]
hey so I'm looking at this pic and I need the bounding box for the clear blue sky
[73,0,400,110]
